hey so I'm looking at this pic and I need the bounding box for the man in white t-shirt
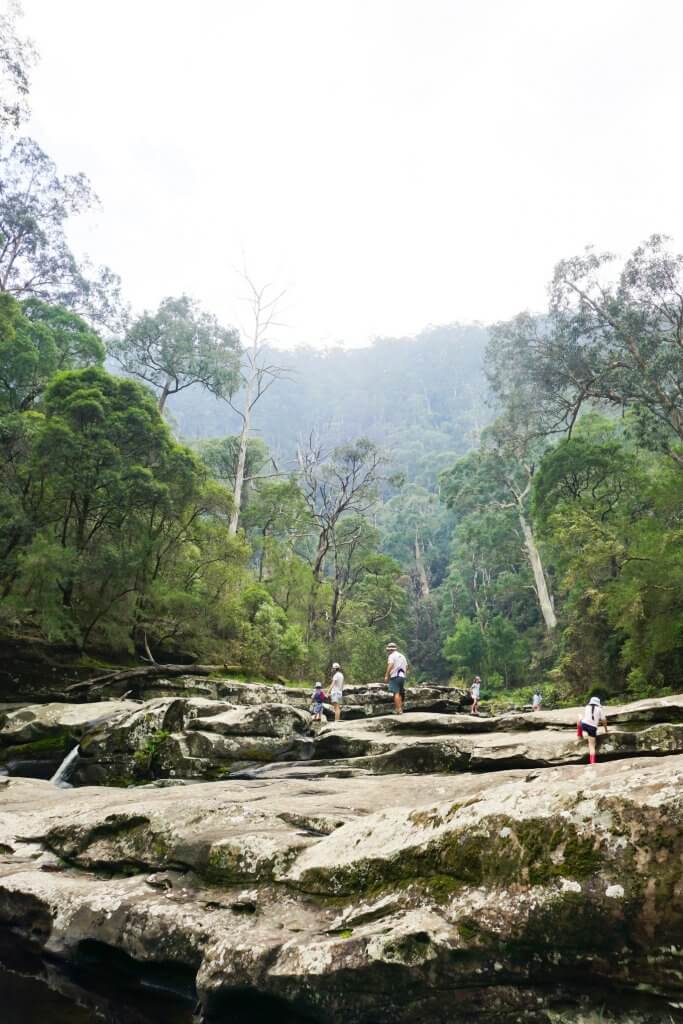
[330,662,344,722]
[384,642,407,714]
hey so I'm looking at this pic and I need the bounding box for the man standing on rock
[384,642,407,714]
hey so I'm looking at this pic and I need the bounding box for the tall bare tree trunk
[518,512,557,631]
[415,527,430,597]
[158,376,172,413]
[228,374,254,536]
[226,273,288,535]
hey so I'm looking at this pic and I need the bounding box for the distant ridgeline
[167,323,491,486]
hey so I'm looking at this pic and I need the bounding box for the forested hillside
[0,7,681,701]
[168,323,489,487]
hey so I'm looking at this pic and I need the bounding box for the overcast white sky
[18,0,683,347]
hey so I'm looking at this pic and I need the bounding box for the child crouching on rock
[311,682,326,723]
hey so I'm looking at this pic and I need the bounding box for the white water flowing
[50,745,80,787]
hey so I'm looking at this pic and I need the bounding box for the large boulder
[189,703,311,738]
[0,700,138,743]
[2,758,683,1022]
[76,697,312,785]
[0,700,138,779]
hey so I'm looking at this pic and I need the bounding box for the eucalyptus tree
[441,416,557,632]
[0,138,123,327]
[296,435,385,582]
[241,477,312,582]
[489,235,683,466]
[224,274,290,535]
[531,414,683,693]
[197,434,270,488]
[110,295,240,413]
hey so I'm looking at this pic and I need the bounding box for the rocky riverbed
[2,683,683,1022]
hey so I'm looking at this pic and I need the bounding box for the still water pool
[0,934,317,1024]
[0,958,196,1024]
[0,932,196,1024]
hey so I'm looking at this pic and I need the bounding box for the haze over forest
[0,1,681,703]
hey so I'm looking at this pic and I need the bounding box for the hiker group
[309,650,609,765]
[310,641,409,722]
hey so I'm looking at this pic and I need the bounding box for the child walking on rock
[311,682,326,723]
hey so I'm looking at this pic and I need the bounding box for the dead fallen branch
[64,663,236,695]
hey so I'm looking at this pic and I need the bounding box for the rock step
[4,693,683,786]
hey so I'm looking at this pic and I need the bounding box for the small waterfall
[50,745,80,787]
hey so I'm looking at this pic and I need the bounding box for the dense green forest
[0,8,681,699]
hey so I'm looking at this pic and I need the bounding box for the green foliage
[477,239,683,696]
[197,435,270,490]
[490,235,683,465]
[0,294,104,412]
[1,118,679,697]
[238,590,307,678]
[443,613,529,689]
[532,415,683,695]
[109,295,240,411]
[133,730,170,776]
[443,616,485,678]
[0,364,250,654]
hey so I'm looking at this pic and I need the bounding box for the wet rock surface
[0,700,138,780]
[3,687,683,1022]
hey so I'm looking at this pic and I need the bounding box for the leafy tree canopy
[109,295,241,412]
[0,293,104,412]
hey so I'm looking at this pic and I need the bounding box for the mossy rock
[296,814,605,898]
[2,732,71,760]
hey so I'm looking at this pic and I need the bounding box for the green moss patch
[3,732,71,759]
[45,813,175,877]
[204,843,275,885]
[132,729,170,777]
[295,815,605,898]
